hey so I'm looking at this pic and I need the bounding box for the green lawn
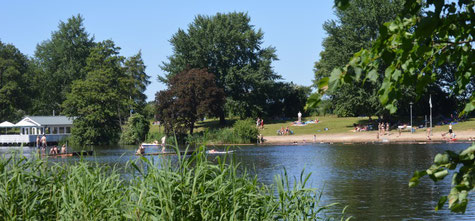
[149,116,474,137]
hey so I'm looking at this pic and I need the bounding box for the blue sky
[0,0,336,101]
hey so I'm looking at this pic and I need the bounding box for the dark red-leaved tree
[155,68,224,135]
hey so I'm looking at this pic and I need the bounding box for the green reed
[0,145,351,220]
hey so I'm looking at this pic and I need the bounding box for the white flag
[429,95,432,108]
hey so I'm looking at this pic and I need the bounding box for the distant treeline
[0,15,151,144]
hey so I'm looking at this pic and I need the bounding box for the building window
[59,127,64,134]
[52,127,58,134]
[66,127,71,134]
[45,127,51,134]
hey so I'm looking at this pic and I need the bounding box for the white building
[0,116,74,145]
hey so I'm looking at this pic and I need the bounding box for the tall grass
[0,145,351,220]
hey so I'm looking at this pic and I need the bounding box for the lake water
[1,142,474,220]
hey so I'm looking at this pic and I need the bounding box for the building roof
[26,116,74,126]
[0,121,14,128]
[15,119,38,127]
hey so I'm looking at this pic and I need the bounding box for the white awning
[0,121,15,128]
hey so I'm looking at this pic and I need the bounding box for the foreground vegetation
[0,146,350,220]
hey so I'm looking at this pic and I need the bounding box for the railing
[0,134,70,144]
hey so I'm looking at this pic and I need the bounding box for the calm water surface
[1,142,474,220]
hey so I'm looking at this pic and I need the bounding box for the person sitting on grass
[285,126,290,135]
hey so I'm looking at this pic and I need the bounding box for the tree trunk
[219,112,226,126]
[189,121,194,134]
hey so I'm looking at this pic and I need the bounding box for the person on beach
[449,123,453,134]
[61,144,67,154]
[256,118,260,128]
[386,122,390,134]
[260,119,264,129]
[285,126,290,135]
[136,144,145,155]
[426,127,431,140]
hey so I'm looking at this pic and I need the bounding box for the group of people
[36,135,66,155]
[441,123,456,141]
[36,135,48,149]
[378,122,390,135]
[277,126,293,135]
[256,118,264,129]
[353,124,369,132]
[48,144,67,155]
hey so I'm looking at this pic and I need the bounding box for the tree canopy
[33,14,95,115]
[160,12,280,122]
[62,40,135,145]
[313,0,406,117]
[156,68,225,135]
[314,0,474,116]
[0,41,31,122]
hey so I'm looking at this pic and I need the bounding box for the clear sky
[0,0,336,101]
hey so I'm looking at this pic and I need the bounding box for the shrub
[233,118,259,143]
[120,113,150,145]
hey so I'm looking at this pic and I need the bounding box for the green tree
[266,82,311,118]
[33,14,94,115]
[0,41,31,122]
[120,113,150,145]
[313,0,404,117]
[124,51,150,115]
[160,12,280,123]
[62,40,133,145]
[156,68,225,135]
[319,0,475,213]
[319,0,474,115]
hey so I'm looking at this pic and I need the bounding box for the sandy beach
[263,130,475,144]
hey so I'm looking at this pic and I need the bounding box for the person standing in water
[36,136,40,149]
[41,135,47,149]
[161,136,167,152]
[136,144,145,155]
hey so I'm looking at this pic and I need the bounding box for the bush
[120,113,150,145]
[233,118,259,143]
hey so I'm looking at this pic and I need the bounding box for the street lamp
[410,102,413,133]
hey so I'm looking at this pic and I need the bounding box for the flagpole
[430,94,433,136]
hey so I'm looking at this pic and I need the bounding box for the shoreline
[261,130,475,145]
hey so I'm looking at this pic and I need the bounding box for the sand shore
[263,130,475,144]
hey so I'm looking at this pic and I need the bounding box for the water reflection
[0,143,473,220]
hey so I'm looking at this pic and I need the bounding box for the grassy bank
[0,146,350,220]
[149,116,474,140]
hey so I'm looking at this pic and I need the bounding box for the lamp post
[410,102,413,133]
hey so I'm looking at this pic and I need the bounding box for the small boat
[48,151,94,157]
